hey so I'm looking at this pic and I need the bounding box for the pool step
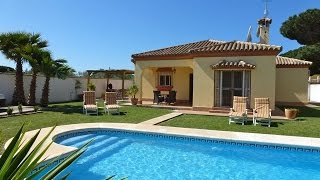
[59,134,99,147]
[77,138,131,164]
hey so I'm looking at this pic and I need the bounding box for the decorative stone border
[54,128,320,154]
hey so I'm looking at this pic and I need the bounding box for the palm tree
[0,32,47,105]
[40,58,74,107]
[22,46,51,105]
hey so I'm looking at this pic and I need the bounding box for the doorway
[214,70,251,107]
[189,73,193,104]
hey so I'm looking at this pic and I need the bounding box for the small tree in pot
[127,84,139,105]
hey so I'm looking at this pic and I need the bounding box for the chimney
[257,18,272,44]
[256,1,272,44]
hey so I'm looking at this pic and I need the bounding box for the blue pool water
[40,130,320,179]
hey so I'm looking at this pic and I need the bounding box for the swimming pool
[41,129,320,179]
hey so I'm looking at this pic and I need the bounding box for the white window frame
[158,72,172,86]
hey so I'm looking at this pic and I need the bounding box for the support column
[135,64,143,104]
[121,72,125,99]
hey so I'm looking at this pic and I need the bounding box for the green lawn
[0,101,171,152]
[160,106,320,138]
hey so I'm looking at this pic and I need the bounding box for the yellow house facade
[132,40,312,111]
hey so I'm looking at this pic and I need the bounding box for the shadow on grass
[245,121,281,127]
[43,104,83,114]
[44,104,127,116]
[277,105,320,118]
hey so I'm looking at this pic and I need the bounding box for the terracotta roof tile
[189,41,282,53]
[131,39,312,67]
[132,39,281,58]
[132,40,225,57]
[276,56,312,67]
[211,60,256,69]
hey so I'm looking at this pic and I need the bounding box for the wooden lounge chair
[83,91,98,115]
[253,98,272,127]
[229,96,248,125]
[104,92,120,115]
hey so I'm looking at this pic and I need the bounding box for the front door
[215,70,251,107]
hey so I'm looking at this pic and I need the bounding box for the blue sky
[0,0,319,72]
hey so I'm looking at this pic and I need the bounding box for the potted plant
[7,106,13,116]
[88,81,96,91]
[127,84,139,105]
[34,105,40,112]
[18,103,23,114]
[285,108,299,119]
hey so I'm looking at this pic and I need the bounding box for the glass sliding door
[214,70,251,107]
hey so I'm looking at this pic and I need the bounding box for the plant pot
[285,108,298,119]
[131,98,138,105]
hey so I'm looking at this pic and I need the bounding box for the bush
[18,103,23,114]
[6,107,13,116]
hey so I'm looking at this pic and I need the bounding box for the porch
[137,65,194,106]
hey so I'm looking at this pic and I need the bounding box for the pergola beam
[86,69,134,99]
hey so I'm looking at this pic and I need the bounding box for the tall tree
[281,44,320,75]
[280,9,320,45]
[22,46,51,105]
[40,58,74,107]
[0,32,47,105]
[280,9,320,75]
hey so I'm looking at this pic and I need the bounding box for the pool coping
[5,122,320,163]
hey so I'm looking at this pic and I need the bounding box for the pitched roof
[189,41,281,53]
[131,39,312,68]
[132,39,282,59]
[211,60,256,69]
[276,56,312,67]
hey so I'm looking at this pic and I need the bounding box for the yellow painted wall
[135,56,277,109]
[193,56,276,109]
[141,68,156,99]
[192,58,215,108]
[173,67,193,100]
[275,68,309,103]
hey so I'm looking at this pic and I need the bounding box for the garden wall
[309,83,320,103]
[0,73,133,105]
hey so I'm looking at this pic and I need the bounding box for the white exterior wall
[0,73,133,105]
[309,84,320,103]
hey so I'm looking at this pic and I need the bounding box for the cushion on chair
[84,104,97,110]
[254,98,270,118]
[106,104,120,109]
[230,111,246,117]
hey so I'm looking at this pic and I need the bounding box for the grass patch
[0,101,171,153]
[160,106,320,138]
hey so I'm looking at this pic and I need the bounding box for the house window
[159,74,171,86]
[156,68,174,91]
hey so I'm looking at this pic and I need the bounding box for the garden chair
[153,91,164,104]
[165,91,177,105]
[229,96,248,125]
[253,98,272,127]
[83,91,98,115]
[104,92,120,115]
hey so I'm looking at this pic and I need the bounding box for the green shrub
[18,103,23,114]
[6,107,13,116]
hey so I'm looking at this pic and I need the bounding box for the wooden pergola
[86,69,134,99]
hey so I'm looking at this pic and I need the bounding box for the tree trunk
[40,76,50,107]
[12,59,25,105]
[28,71,38,105]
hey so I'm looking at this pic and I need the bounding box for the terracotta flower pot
[131,98,138,105]
[285,108,298,119]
